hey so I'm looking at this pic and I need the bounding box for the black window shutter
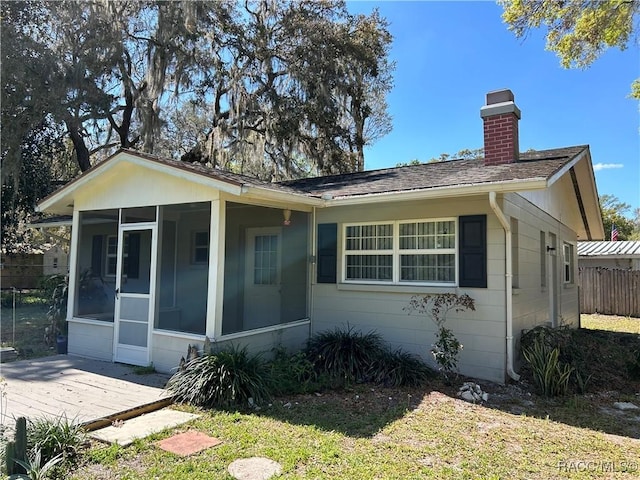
[127,233,141,279]
[317,223,337,283]
[91,235,103,276]
[459,215,487,288]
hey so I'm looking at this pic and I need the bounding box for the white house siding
[73,160,220,211]
[151,321,310,374]
[67,321,114,361]
[312,195,508,384]
[503,192,579,365]
[518,175,585,241]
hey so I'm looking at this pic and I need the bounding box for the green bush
[305,326,385,386]
[167,345,271,408]
[27,415,86,471]
[522,336,573,397]
[268,347,321,396]
[368,348,435,387]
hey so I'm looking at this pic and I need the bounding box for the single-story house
[36,89,604,383]
[578,241,640,270]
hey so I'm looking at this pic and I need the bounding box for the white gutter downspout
[308,206,317,339]
[489,192,521,381]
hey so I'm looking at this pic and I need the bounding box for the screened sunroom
[38,150,315,372]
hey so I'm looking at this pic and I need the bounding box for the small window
[192,231,209,264]
[106,235,118,276]
[253,234,278,284]
[53,257,59,269]
[105,235,129,276]
[563,243,574,284]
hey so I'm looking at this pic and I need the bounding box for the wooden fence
[579,267,640,318]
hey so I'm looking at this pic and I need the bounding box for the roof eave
[240,185,325,208]
[37,150,246,214]
[325,179,548,206]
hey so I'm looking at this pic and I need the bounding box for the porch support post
[66,210,81,320]
[206,199,226,339]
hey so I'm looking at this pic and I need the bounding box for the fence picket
[579,267,640,318]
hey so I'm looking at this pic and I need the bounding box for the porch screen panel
[75,210,118,321]
[155,202,210,335]
[118,321,148,347]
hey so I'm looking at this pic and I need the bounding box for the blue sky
[347,1,640,215]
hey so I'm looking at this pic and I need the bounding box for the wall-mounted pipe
[489,191,521,381]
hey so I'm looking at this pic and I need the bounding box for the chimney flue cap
[486,89,514,105]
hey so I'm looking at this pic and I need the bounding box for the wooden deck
[1,355,172,432]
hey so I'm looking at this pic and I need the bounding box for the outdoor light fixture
[283,209,292,226]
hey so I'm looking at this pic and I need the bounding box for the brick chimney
[480,89,521,165]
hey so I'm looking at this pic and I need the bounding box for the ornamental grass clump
[305,326,385,386]
[27,415,86,468]
[368,348,436,387]
[268,347,320,396]
[166,345,270,409]
[522,337,573,397]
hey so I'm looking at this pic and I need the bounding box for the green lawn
[581,313,640,334]
[4,306,639,479]
[70,310,640,480]
[70,383,640,480]
[0,293,52,359]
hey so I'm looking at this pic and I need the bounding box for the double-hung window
[344,223,394,281]
[343,219,456,284]
[563,242,574,284]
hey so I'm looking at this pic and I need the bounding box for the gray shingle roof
[278,146,587,198]
[41,145,589,210]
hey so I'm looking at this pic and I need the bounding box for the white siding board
[74,162,219,212]
[151,324,309,374]
[312,196,509,383]
[68,321,113,361]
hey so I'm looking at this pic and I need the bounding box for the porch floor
[0,355,171,433]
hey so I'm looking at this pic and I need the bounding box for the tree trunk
[65,119,91,172]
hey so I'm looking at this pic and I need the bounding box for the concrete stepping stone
[156,430,222,456]
[90,409,199,446]
[228,457,283,480]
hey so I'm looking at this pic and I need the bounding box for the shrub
[268,347,320,396]
[522,336,573,397]
[167,345,271,408]
[26,415,86,474]
[305,326,385,385]
[368,348,435,387]
[45,275,68,337]
[405,293,476,380]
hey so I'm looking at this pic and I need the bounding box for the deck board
[0,355,171,432]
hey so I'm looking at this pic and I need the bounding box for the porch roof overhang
[36,150,323,215]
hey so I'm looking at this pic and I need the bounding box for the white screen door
[244,227,282,330]
[114,225,156,366]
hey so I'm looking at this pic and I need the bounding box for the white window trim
[563,242,574,284]
[341,217,458,286]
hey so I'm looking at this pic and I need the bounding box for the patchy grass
[70,383,640,480]
[0,298,52,359]
[581,313,640,334]
[70,315,640,479]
